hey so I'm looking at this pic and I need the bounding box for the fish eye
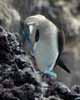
[35,29,39,42]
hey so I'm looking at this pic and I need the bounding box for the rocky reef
[0,25,80,100]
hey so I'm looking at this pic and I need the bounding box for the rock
[46,81,71,97]
[2,78,14,88]
[70,0,80,16]
[0,0,21,33]
[0,26,41,100]
[48,96,62,100]
[0,0,12,29]
[75,97,80,100]
[71,85,80,94]
[46,81,80,100]
[11,0,34,19]
[53,1,80,38]
[8,8,21,33]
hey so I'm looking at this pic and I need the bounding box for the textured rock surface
[0,0,21,33]
[0,25,80,100]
